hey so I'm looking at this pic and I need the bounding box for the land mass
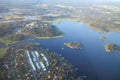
[0,20,63,45]
[1,4,120,34]
[0,43,78,80]
[21,21,63,38]
[64,42,83,49]
[104,43,120,52]
[77,5,120,33]
[100,36,107,40]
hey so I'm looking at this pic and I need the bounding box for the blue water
[19,20,120,80]
[0,43,6,48]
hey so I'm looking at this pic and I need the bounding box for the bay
[16,20,120,80]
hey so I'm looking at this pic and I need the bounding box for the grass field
[0,48,8,58]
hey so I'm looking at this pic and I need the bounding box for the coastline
[36,35,64,39]
[1,35,64,46]
[54,17,111,33]
[53,18,78,23]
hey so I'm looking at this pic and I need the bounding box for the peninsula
[0,43,77,80]
[0,20,63,45]
[21,21,63,39]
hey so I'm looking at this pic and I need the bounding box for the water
[18,20,120,80]
[0,43,6,48]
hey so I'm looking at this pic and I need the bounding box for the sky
[0,0,120,6]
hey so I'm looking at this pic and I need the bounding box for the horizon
[0,0,120,5]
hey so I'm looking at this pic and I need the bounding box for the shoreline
[0,35,64,58]
[36,35,64,39]
[1,35,64,46]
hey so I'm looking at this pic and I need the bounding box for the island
[0,43,79,80]
[64,42,83,49]
[104,43,120,52]
[100,36,107,40]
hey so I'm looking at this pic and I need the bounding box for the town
[0,43,78,80]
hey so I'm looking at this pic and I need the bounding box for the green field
[0,48,8,58]
[114,21,120,24]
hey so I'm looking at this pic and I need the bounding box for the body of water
[0,43,6,48]
[18,20,120,80]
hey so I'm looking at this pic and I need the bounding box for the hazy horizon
[0,0,120,6]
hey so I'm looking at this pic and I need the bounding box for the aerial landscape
[0,0,120,80]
